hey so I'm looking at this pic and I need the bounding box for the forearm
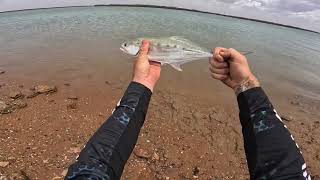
[66,82,152,180]
[238,87,310,179]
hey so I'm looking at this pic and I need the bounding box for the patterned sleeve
[65,82,152,180]
[237,87,311,180]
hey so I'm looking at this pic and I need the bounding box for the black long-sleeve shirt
[66,82,310,180]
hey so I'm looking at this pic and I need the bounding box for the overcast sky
[0,0,319,32]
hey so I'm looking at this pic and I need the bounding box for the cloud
[289,9,320,21]
[229,0,320,13]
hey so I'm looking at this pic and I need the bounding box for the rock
[211,107,218,114]
[0,70,5,74]
[34,85,57,94]
[281,115,293,122]
[8,156,16,160]
[171,101,179,111]
[0,101,11,114]
[192,167,200,178]
[52,177,63,180]
[9,91,25,99]
[0,161,9,167]
[67,101,77,110]
[133,148,151,159]
[10,100,27,109]
[209,113,223,123]
[67,95,78,100]
[8,170,29,180]
[290,100,301,106]
[26,90,39,98]
[0,101,9,113]
[68,147,81,154]
[1,100,27,114]
[192,111,202,120]
[61,169,68,177]
[152,152,160,161]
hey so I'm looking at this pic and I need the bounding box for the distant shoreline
[1,4,319,34]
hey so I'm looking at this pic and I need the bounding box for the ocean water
[0,6,319,100]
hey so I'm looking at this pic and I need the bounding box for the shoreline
[0,4,319,35]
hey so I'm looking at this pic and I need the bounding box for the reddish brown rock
[9,91,25,99]
[67,95,78,100]
[34,85,57,94]
[26,90,39,98]
[133,147,151,159]
[10,100,27,109]
[0,161,9,167]
[67,101,77,110]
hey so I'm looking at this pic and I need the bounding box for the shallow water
[0,6,319,101]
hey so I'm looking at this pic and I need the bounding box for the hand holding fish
[210,47,260,95]
[132,40,161,92]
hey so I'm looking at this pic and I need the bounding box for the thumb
[138,40,150,60]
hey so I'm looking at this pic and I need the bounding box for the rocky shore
[0,70,319,179]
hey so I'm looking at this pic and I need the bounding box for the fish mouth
[120,47,127,53]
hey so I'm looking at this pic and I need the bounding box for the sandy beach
[0,61,320,179]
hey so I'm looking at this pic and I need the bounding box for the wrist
[132,78,155,92]
[233,75,260,96]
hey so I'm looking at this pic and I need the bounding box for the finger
[213,47,228,62]
[219,49,232,60]
[213,53,224,63]
[210,73,228,80]
[209,66,229,75]
[209,58,228,69]
[138,40,150,59]
[149,61,161,67]
[213,47,228,55]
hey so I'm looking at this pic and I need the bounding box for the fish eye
[124,43,127,47]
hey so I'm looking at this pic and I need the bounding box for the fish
[120,36,213,71]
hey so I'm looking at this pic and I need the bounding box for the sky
[0,0,319,32]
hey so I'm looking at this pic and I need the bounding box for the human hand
[209,47,260,95]
[132,40,161,92]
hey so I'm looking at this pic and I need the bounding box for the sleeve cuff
[118,81,152,111]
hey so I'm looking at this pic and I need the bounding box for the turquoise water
[0,6,319,99]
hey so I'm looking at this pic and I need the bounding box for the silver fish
[120,36,213,71]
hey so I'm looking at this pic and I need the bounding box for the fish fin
[170,63,183,71]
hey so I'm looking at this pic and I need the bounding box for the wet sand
[0,58,320,179]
